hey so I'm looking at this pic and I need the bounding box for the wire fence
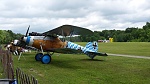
[0,47,38,84]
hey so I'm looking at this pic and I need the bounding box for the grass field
[1,42,150,84]
[96,42,150,57]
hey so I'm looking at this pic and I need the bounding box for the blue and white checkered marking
[67,41,98,53]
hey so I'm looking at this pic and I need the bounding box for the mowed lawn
[96,42,150,57]
[11,42,150,84]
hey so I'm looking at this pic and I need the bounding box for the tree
[0,30,23,44]
[143,22,150,30]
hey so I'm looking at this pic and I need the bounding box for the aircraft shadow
[80,59,105,61]
[50,60,82,69]
[50,59,105,69]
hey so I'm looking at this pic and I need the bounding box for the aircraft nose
[13,40,19,45]
[23,36,31,45]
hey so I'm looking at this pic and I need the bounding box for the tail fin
[85,41,98,52]
[85,42,108,59]
[84,41,98,59]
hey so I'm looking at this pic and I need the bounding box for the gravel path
[108,53,150,59]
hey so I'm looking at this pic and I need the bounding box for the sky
[0,0,150,34]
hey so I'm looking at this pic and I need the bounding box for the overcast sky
[0,0,150,34]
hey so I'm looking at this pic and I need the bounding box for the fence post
[1,48,38,84]
[16,68,38,84]
[0,48,15,83]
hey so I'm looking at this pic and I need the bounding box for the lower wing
[47,48,108,59]
[46,48,82,54]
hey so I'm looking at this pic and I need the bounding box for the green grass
[100,42,150,56]
[0,65,3,78]
[77,42,150,57]
[2,42,150,84]
[13,53,150,84]
[0,55,4,78]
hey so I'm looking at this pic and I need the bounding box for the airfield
[7,42,149,84]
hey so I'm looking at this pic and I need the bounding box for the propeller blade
[25,25,30,37]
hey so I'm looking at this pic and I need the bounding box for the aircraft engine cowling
[23,36,34,46]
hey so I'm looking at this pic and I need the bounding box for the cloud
[0,0,149,34]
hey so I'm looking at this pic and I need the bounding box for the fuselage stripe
[26,36,30,45]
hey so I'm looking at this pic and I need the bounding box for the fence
[0,47,38,84]
[0,49,14,79]
[16,68,38,84]
[0,47,15,84]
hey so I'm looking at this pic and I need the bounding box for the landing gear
[35,44,52,64]
[34,53,52,64]
[41,54,51,64]
[35,53,43,61]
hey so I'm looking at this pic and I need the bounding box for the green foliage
[0,30,22,44]
[79,22,150,42]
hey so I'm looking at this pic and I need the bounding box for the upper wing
[43,25,93,36]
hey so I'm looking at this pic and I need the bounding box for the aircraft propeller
[13,25,30,47]
[25,25,30,37]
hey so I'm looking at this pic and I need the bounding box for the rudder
[85,41,98,52]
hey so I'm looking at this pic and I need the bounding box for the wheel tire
[35,53,43,61]
[41,54,51,64]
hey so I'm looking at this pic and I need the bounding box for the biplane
[13,25,107,64]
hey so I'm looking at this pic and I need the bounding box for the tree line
[80,22,150,42]
[0,22,150,44]
[0,30,22,44]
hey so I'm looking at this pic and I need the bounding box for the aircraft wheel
[35,53,43,61]
[41,54,51,64]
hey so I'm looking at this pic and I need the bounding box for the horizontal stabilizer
[86,51,108,59]
[86,51,108,56]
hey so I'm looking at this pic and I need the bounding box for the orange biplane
[13,25,107,64]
